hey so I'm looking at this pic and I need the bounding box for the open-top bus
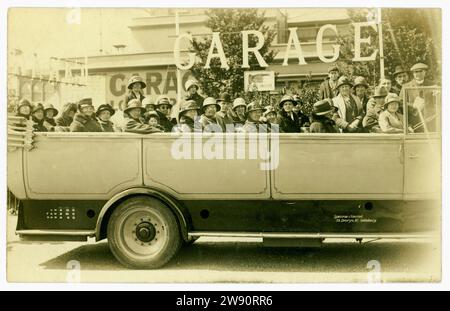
[7,87,441,268]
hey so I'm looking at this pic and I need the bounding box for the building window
[20,81,31,100]
[32,82,43,102]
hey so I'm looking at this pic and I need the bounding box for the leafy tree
[190,9,276,99]
[337,8,440,87]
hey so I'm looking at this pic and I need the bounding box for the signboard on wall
[244,70,275,92]
[106,69,192,109]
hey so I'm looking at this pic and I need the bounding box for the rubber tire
[107,196,181,269]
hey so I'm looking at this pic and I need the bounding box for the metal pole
[175,10,182,122]
[378,8,385,80]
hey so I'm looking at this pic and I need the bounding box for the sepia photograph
[2,2,445,287]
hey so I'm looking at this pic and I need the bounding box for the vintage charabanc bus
[7,87,441,269]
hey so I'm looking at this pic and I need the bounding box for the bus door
[402,87,441,231]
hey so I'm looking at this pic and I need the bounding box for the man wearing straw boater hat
[70,98,102,132]
[332,76,364,133]
[123,99,162,134]
[309,99,339,133]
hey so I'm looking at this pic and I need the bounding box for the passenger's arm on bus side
[332,112,349,131]
[124,119,163,134]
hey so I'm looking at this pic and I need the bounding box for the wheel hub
[135,221,156,242]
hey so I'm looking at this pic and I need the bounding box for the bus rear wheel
[107,196,181,269]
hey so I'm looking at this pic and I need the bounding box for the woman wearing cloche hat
[125,75,146,105]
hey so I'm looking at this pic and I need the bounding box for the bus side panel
[404,137,440,198]
[272,136,404,200]
[143,134,271,200]
[23,135,143,199]
[7,148,27,199]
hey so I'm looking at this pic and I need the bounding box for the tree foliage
[337,8,440,86]
[190,9,276,99]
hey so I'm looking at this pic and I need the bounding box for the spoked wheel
[107,196,181,269]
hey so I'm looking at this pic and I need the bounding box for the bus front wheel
[107,196,181,269]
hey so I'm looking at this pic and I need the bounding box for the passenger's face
[45,110,54,118]
[68,110,76,118]
[128,108,142,119]
[266,112,277,123]
[339,84,351,96]
[33,109,44,120]
[235,106,246,116]
[387,101,399,113]
[146,105,155,112]
[355,85,366,97]
[374,97,386,107]
[249,110,262,121]
[188,86,198,96]
[185,109,198,119]
[282,101,294,112]
[204,105,217,117]
[19,106,31,115]
[395,73,409,86]
[219,101,231,113]
[132,83,142,92]
[148,118,158,127]
[81,106,95,117]
[157,104,171,116]
[413,70,426,81]
[329,71,339,81]
[380,79,392,92]
[98,110,111,121]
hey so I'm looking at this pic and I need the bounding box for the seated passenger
[353,76,370,114]
[309,99,339,133]
[277,95,305,133]
[216,92,234,126]
[242,102,266,133]
[31,103,48,132]
[262,106,281,132]
[43,104,58,132]
[332,76,364,133]
[125,76,146,104]
[155,96,176,132]
[199,97,226,132]
[56,102,77,129]
[70,98,102,132]
[147,111,166,132]
[15,99,32,120]
[363,87,387,133]
[142,97,155,123]
[175,100,201,133]
[96,104,116,132]
[230,97,247,129]
[378,94,404,134]
[123,99,162,134]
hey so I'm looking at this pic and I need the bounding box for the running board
[16,229,95,242]
[188,231,436,239]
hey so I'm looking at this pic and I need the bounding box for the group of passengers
[12,62,435,134]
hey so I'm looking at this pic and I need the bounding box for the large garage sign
[106,70,192,109]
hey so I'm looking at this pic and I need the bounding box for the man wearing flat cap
[400,62,437,132]
[319,64,340,100]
